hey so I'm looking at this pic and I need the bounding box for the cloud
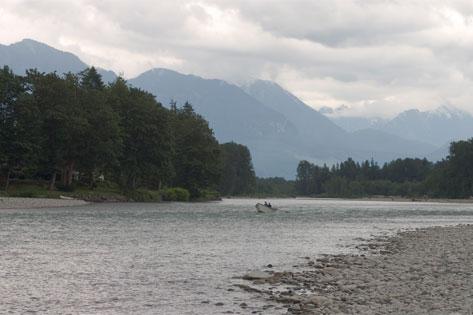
[1,0,473,117]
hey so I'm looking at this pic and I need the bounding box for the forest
[295,140,473,199]
[0,66,256,201]
[2,65,473,201]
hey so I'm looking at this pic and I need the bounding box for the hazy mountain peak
[430,105,469,119]
[148,68,180,76]
[12,38,46,47]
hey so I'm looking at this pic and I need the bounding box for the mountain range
[328,106,473,148]
[1,39,466,178]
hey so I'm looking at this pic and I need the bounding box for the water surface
[2,198,473,314]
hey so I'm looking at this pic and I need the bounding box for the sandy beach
[239,224,473,314]
[0,197,88,209]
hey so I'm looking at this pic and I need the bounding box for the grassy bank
[1,181,219,202]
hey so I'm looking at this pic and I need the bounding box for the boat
[255,203,277,213]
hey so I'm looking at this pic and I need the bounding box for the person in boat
[268,202,272,208]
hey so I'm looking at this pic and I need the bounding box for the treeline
[296,140,473,199]
[0,66,256,200]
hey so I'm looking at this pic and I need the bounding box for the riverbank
[0,197,88,209]
[238,224,473,314]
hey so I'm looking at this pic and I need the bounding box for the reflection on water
[1,198,473,314]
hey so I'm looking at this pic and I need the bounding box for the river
[2,198,473,314]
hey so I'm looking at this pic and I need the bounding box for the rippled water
[2,198,473,314]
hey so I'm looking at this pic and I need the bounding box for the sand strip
[0,197,88,209]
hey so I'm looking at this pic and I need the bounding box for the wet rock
[307,294,331,305]
[234,284,263,293]
[236,225,473,315]
[275,295,304,304]
[242,271,272,280]
[215,302,224,306]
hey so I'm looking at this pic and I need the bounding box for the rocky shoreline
[0,197,88,209]
[236,224,473,314]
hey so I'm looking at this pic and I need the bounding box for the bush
[161,187,190,201]
[125,189,162,202]
[56,183,76,192]
[194,189,220,201]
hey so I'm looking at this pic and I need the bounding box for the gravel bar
[239,225,473,314]
[0,197,88,209]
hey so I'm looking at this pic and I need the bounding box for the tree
[110,82,173,190]
[219,142,256,195]
[444,139,473,198]
[171,102,221,197]
[27,70,88,189]
[0,66,40,190]
[77,68,121,187]
[295,160,313,195]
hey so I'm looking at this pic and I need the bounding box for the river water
[2,198,473,314]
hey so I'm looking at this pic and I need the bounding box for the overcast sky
[1,0,473,117]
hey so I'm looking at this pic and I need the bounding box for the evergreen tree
[219,142,256,195]
[0,66,40,190]
[77,68,121,187]
[171,102,221,197]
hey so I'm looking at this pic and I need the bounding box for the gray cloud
[1,0,473,117]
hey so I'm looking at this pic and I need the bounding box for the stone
[242,271,273,280]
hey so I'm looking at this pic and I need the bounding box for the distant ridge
[328,105,473,147]
[0,39,116,82]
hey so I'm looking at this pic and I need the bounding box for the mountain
[0,39,116,82]
[129,69,298,143]
[329,116,387,133]
[241,80,436,162]
[328,105,473,147]
[129,69,304,177]
[129,71,438,176]
[382,106,473,146]
[241,80,347,143]
[349,129,436,161]
[0,38,441,177]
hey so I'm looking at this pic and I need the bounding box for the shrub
[194,189,220,201]
[56,183,76,192]
[161,187,190,201]
[125,189,162,202]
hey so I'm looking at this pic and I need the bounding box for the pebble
[237,225,473,314]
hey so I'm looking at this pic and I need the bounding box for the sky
[1,0,473,117]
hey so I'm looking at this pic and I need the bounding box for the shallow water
[2,198,473,314]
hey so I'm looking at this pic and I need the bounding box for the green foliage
[194,189,220,201]
[1,67,247,201]
[111,84,173,190]
[218,142,256,195]
[255,177,295,197]
[0,66,41,190]
[296,146,473,199]
[125,189,162,202]
[170,102,221,197]
[161,187,190,201]
[424,140,473,198]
